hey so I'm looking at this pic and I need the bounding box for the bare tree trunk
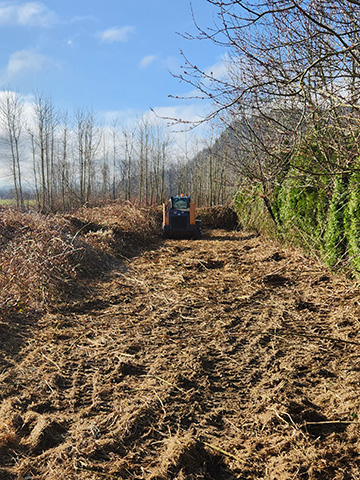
[123,128,135,201]
[76,110,100,206]
[0,91,25,210]
[32,94,58,211]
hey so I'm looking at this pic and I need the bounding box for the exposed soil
[1,229,360,479]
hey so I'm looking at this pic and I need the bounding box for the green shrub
[234,185,276,236]
[323,175,348,267]
[344,169,360,273]
[272,176,329,252]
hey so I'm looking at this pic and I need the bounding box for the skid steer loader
[162,194,201,239]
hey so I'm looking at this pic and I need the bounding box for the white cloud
[139,55,157,69]
[143,108,212,158]
[0,2,57,27]
[205,54,230,80]
[99,26,135,43]
[100,104,209,131]
[0,91,36,136]
[148,105,208,128]
[2,50,54,81]
[7,50,47,75]
[100,108,142,127]
[100,104,212,159]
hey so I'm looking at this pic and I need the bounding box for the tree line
[0,91,234,211]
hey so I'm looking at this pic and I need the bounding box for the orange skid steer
[162,195,201,239]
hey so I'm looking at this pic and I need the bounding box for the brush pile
[69,201,161,254]
[197,205,238,230]
[0,209,83,310]
[0,202,160,311]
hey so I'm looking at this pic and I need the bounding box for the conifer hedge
[234,167,360,275]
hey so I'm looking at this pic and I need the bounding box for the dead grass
[72,200,161,244]
[2,205,360,479]
[0,201,237,312]
[0,202,161,311]
[0,209,80,310]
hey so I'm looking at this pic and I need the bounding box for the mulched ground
[0,229,359,479]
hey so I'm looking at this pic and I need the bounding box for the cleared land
[0,226,360,479]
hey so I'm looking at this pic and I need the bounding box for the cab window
[172,197,189,209]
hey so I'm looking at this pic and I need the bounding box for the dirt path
[1,229,360,479]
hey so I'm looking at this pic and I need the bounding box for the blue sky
[0,0,226,125]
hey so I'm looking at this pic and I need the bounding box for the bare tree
[122,127,136,201]
[109,120,119,200]
[75,109,101,205]
[149,124,170,204]
[0,91,25,209]
[31,93,58,211]
[58,113,71,210]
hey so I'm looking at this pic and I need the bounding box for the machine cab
[162,194,201,238]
